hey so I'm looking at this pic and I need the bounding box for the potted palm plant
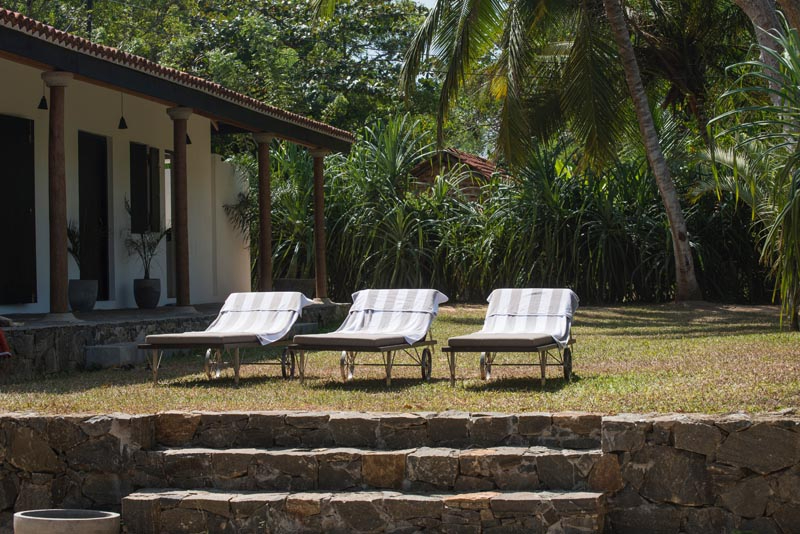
[66,220,98,312]
[125,200,169,309]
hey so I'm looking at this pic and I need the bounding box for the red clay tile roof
[0,8,355,145]
[412,148,499,180]
[443,148,497,178]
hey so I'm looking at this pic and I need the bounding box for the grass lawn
[1,303,798,415]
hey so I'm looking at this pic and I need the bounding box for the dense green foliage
[7,0,434,133]
[13,0,795,312]
[225,115,770,303]
[706,18,800,328]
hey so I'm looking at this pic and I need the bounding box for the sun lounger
[292,288,448,385]
[442,288,578,386]
[139,292,313,384]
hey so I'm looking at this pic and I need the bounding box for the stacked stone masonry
[1,316,216,382]
[1,302,347,383]
[0,410,797,533]
[603,413,800,533]
[123,488,604,533]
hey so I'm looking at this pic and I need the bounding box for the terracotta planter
[274,278,316,298]
[133,278,161,309]
[68,279,98,312]
[14,509,120,534]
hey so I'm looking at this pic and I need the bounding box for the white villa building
[0,8,353,317]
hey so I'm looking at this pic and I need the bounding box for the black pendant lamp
[118,93,128,130]
[37,81,48,110]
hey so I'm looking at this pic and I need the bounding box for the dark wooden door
[0,114,37,304]
[78,131,109,300]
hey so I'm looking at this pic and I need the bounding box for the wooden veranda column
[42,71,73,315]
[311,149,330,300]
[254,133,274,291]
[167,107,193,306]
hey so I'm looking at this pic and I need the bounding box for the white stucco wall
[0,57,250,314]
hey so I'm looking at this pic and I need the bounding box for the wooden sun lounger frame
[291,332,436,386]
[137,340,295,385]
[441,337,575,387]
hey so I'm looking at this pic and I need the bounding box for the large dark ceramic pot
[133,278,160,309]
[68,279,98,312]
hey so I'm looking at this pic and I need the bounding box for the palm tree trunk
[603,0,702,301]
[779,0,800,31]
[734,0,783,106]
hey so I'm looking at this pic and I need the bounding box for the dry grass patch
[0,303,797,414]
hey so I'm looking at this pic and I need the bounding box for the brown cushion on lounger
[294,333,408,349]
[145,332,260,346]
[447,332,555,350]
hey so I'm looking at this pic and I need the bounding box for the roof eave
[0,23,353,153]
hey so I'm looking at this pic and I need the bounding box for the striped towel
[206,292,314,345]
[481,288,579,348]
[335,289,449,344]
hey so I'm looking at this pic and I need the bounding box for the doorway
[0,114,37,304]
[78,131,110,300]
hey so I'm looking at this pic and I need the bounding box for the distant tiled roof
[0,8,355,144]
[412,148,499,180]
[442,148,497,178]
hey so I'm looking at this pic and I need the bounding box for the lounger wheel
[204,348,222,379]
[281,348,296,379]
[421,348,432,380]
[563,347,572,381]
[340,351,354,381]
[479,353,491,381]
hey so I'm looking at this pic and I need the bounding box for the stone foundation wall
[0,302,348,384]
[0,413,154,532]
[0,411,798,533]
[1,316,215,383]
[603,413,800,533]
[0,410,601,532]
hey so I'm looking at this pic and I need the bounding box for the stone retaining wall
[603,413,800,533]
[0,410,601,533]
[1,316,215,382]
[1,302,348,383]
[0,411,798,533]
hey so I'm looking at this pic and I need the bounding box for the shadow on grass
[578,305,779,337]
[0,349,287,392]
[169,372,294,389]
[439,316,486,326]
[308,377,451,392]
[462,374,580,393]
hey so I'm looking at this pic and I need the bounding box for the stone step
[154,411,602,450]
[122,488,605,534]
[133,446,603,493]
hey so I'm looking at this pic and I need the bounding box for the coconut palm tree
[400,0,702,300]
[602,0,701,300]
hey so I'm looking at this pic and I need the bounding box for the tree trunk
[603,0,703,301]
[734,0,783,105]
[779,0,800,31]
